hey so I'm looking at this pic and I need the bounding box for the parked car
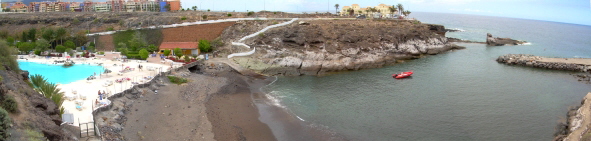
[356,15,366,19]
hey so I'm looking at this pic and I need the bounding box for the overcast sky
[181,0,591,26]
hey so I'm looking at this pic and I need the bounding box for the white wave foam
[447,28,465,32]
[520,42,532,45]
[296,115,305,121]
[265,92,285,108]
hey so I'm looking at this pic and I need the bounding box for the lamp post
[264,0,265,11]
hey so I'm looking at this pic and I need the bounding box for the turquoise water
[265,12,591,140]
[18,61,104,84]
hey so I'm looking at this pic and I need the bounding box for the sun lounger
[65,94,76,101]
[79,93,87,100]
[75,100,84,111]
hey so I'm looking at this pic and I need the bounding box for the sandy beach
[109,61,277,140]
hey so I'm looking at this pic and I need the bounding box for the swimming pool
[18,60,105,84]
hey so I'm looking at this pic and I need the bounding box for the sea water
[263,12,591,140]
[18,61,104,85]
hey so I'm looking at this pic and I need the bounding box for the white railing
[227,18,298,59]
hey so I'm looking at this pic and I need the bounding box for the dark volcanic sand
[121,63,275,141]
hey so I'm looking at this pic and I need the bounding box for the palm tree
[403,10,412,17]
[396,3,404,15]
[31,74,65,118]
[30,74,47,89]
[334,4,339,14]
[388,6,397,15]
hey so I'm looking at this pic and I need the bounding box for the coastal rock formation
[220,20,465,76]
[486,33,527,46]
[0,68,77,140]
[496,54,591,72]
[557,92,591,141]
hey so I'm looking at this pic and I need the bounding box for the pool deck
[18,52,182,126]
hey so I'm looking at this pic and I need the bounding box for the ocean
[260,12,591,140]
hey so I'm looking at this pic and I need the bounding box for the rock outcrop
[0,66,77,140]
[496,54,591,72]
[221,20,465,76]
[486,33,527,46]
[557,92,591,141]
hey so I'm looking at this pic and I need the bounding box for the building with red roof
[158,42,200,56]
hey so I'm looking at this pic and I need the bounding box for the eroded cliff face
[559,93,591,141]
[224,20,463,76]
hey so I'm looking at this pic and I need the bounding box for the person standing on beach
[98,90,102,100]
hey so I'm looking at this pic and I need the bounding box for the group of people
[97,90,108,100]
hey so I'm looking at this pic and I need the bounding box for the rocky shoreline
[219,20,465,76]
[555,93,591,141]
[496,54,591,72]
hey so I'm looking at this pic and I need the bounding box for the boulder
[486,33,527,46]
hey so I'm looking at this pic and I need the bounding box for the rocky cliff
[0,66,77,140]
[556,92,591,141]
[220,20,464,76]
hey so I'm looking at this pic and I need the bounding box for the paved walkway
[539,58,591,66]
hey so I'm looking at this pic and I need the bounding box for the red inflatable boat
[392,71,413,79]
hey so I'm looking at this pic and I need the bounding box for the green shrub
[86,46,95,53]
[247,11,255,16]
[17,42,34,53]
[198,40,211,53]
[34,50,41,55]
[181,16,187,20]
[98,51,105,55]
[0,107,11,140]
[126,53,141,59]
[55,45,66,53]
[106,26,114,31]
[64,40,76,49]
[72,18,80,24]
[273,12,277,14]
[173,48,183,58]
[272,21,279,25]
[184,55,191,62]
[167,76,187,84]
[202,15,208,20]
[25,129,45,141]
[227,13,232,17]
[139,49,149,60]
[1,95,18,113]
[163,50,171,56]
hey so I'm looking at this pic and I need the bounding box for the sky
[180,0,591,26]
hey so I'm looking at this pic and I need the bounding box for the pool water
[18,60,105,84]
